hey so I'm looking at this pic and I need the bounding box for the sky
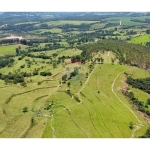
[0,0,150,12]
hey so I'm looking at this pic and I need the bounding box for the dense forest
[126,77,150,94]
[79,40,150,69]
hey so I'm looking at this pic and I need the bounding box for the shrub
[23,106,28,113]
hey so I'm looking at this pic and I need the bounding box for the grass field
[31,28,62,34]
[0,50,149,138]
[0,44,28,55]
[91,23,106,30]
[103,17,147,26]
[129,34,150,45]
[41,63,148,138]
[0,45,16,55]
[46,20,99,26]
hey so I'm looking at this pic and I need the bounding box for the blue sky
[0,0,150,12]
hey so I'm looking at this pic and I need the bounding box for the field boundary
[111,70,144,137]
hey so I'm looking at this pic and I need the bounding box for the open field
[129,34,150,45]
[0,45,16,55]
[0,12,150,138]
[91,23,106,30]
[0,44,28,55]
[46,20,99,26]
[103,17,147,26]
[31,28,62,34]
[0,50,148,138]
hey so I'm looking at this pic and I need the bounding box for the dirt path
[78,64,98,102]
[50,115,56,138]
[111,70,144,138]
[51,53,110,137]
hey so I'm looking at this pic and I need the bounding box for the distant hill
[0,12,149,23]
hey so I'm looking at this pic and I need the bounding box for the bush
[23,106,28,113]
[129,121,134,130]
[40,71,52,76]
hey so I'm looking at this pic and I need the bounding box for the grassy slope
[43,63,148,138]
[129,34,150,45]
[125,67,150,111]
[0,50,149,138]
[80,64,147,137]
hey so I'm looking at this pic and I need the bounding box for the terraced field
[0,51,149,138]
[42,64,148,138]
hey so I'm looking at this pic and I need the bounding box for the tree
[23,106,28,113]
[62,74,67,82]
[18,45,21,50]
[52,61,57,68]
[52,53,58,58]
[146,98,150,105]
[86,72,88,78]
[16,48,19,55]
[111,57,115,64]
[88,64,93,72]
[100,57,104,64]
[20,82,27,87]
[129,121,134,130]
[97,58,101,64]
[67,82,70,89]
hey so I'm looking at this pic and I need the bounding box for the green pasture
[129,34,150,45]
[0,45,16,55]
[46,20,99,26]
[43,63,148,137]
[32,28,62,34]
[103,17,146,26]
[56,48,82,58]
[0,44,28,55]
[15,21,39,25]
[91,23,106,30]
[0,48,149,137]
[125,67,150,110]
[130,16,150,21]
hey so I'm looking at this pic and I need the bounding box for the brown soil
[138,111,150,125]
[117,75,129,92]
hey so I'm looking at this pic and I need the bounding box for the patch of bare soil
[138,111,150,125]
[117,75,129,93]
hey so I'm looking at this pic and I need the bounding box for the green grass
[0,49,149,138]
[46,20,99,26]
[130,16,150,21]
[0,44,28,55]
[125,67,150,110]
[42,118,53,138]
[40,63,148,137]
[103,17,146,26]
[81,64,148,137]
[32,28,62,34]
[91,23,106,29]
[0,45,16,55]
[23,117,48,138]
[129,34,150,45]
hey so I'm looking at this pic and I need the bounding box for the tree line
[0,56,15,68]
[126,76,150,94]
[78,40,150,69]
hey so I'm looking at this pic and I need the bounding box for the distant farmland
[129,34,150,45]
